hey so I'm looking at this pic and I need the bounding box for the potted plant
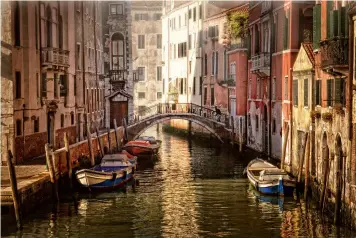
[322,112,333,122]
[310,110,321,120]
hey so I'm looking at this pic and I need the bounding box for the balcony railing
[320,37,348,69]
[41,47,69,67]
[251,52,270,71]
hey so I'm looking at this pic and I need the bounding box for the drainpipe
[187,5,190,104]
[268,11,273,158]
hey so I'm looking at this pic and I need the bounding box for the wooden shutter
[313,5,321,49]
[327,79,333,106]
[215,52,218,76]
[327,1,334,38]
[293,80,298,106]
[283,10,289,50]
[304,79,308,107]
[315,80,321,105]
[339,7,348,37]
[334,78,345,105]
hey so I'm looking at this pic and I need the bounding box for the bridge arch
[127,114,227,143]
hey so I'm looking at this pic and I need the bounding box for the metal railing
[127,103,231,128]
[320,37,348,68]
[251,52,270,71]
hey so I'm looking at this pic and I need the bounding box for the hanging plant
[310,110,321,120]
[322,112,333,122]
[333,103,345,115]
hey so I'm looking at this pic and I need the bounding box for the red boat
[123,137,161,156]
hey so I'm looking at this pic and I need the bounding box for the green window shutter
[283,10,290,50]
[313,5,321,49]
[299,9,304,47]
[293,80,298,106]
[332,10,339,37]
[327,79,334,106]
[315,80,321,105]
[334,78,345,106]
[304,79,308,107]
[327,1,334,38]
[339,7,348,37]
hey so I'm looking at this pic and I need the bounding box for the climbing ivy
[227,12,248,40]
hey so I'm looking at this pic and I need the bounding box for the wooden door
[110,101,128,128]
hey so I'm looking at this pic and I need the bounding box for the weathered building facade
[1,1,106,164]
[131,1,163,112]
[1,1,14,164]
[289,0,356,228]
[102,1,134,128]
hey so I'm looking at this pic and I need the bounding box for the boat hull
[246,159,296,196]
[123,145,159,156]
[75,167,135,191]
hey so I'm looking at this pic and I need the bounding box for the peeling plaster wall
[1,1,14,164]
[131,2,163,110]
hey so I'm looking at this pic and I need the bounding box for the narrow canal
[4,125,356,237]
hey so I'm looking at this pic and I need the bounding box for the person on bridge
[215,106,221,122]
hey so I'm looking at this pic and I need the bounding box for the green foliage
[227,12,248,40]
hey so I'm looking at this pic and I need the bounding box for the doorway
[110,101,128,128]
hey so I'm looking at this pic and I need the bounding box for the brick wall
[14,132,47,163]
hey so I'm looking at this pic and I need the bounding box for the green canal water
[3,126,356,237]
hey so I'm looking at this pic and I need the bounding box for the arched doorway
[334,135,343,224]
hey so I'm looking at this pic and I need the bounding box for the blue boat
[246,158,296,196]
[75,151,137,191]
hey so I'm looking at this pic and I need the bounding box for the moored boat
[123,136,161,156]
[75,151,137,191]
[246,158,296,196]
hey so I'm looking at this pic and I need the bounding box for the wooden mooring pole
[6,150,22,229]
[281,124,289,169]
[64,133,72,189]
[113,119,120,152]
[107,127,111,154]
[86,116,95,166]
[45,144,59,201]
[96,127,104,157]
[123,118,128,143]
[304,132,310,201]
[298,132,309,183]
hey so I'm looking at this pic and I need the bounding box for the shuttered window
[199,77,202,95]
[193,77,196,95]
[315,80,321,106]
[283,9,290,50]
[42,73,47,97]
[157,34,162,49]
[326,1,333,38]
[157,66,162,81]
[312,5,321,49]
[204,87,207,104]
[211,52,215,75]
[215,52,218,76]
[210,86,215,106]
[327,79,334,106]
[293,80,298,106]
[304,79,308,107]
[334,78,345,106]
[138,35,145,49]
[15,71,21,98]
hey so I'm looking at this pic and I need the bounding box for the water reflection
[3,125,356,237]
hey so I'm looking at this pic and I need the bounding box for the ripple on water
[3,126,356,238]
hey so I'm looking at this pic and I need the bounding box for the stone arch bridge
[126,103,233,143]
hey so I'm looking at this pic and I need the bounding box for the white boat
[246,158,296,196]
[75,151,137,191]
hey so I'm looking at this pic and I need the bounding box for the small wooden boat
[246,158,296,196]
[75,151,137,191]
[123,136,161,156]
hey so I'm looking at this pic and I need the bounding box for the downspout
[268,10,273,158]
[186,5,190,104]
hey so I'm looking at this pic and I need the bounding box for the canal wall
[1,126,126,221]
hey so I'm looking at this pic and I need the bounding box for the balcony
[109,69,127,91]
[41,47,69,69]
[251,52,270,77]
[320,37,348,75]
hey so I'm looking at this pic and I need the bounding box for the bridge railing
[128,103,231,129]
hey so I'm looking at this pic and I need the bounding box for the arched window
[14,1,21,46]
[46,6,52,47]
[111,33,125,70]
